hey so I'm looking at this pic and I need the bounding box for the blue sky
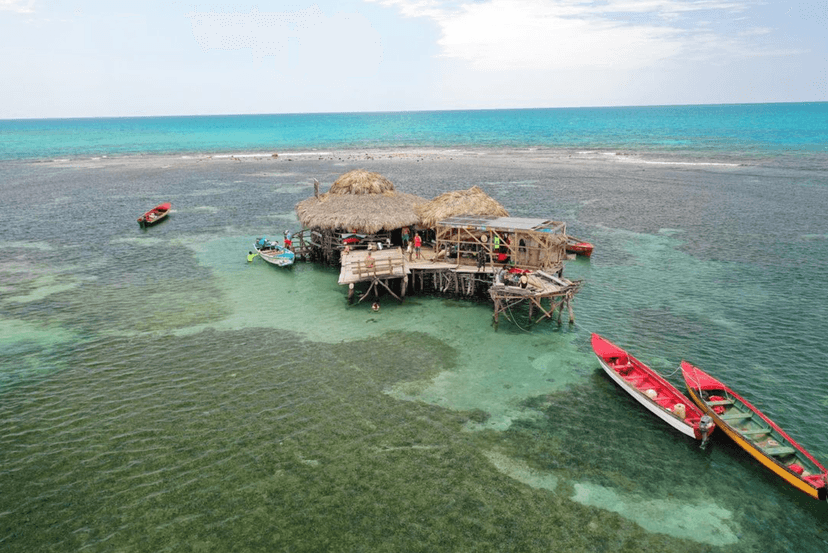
[1,0,825,118]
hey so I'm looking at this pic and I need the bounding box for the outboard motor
[698,415,714,449]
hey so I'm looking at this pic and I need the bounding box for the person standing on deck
[414,233,422,259]
[365,250,376,275]
[402,226,410,247]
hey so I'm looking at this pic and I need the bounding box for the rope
[503,302,532,333]
[653,364,682,379]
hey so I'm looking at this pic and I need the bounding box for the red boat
[138,202,171,228]
[682,361,828,501]
[591,334,714,442]
[566,237,594,257]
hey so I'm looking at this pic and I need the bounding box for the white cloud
[0,0,35,13]
[368,0,771,71]
[436,2,683,71]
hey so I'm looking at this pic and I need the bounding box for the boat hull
[566,242,593,257]
[138,202,171,227]
[591,334,710,440]
[682,361,828,501]
[259,250,295,267]
[255,241,295,267]
[597,357,696,438]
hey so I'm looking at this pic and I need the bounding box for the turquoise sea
[2,104,828,552]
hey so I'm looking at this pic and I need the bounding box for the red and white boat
[138,202,171,227]
[682,361,828,501]
[565,237,594,257]
[591,334,714,442]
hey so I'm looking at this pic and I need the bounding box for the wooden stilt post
[376,278,403,302]
[348,283,354,304]
[401,276,408,298]
[567,298,575,324]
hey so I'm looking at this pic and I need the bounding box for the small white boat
[253,237,295,267]
[592,334,714,442]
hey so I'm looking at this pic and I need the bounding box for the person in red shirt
[414,233,422,259]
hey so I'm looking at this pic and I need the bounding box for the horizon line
[3,100,827,122]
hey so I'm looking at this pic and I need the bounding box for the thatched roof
[295,170,425,234]
[328,169,396,195]
[415,186,509,228]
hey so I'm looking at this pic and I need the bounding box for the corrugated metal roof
[437,216,565,233]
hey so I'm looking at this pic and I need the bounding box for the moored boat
[682,361,828,501]
[138,202,171,227]
[591,334,714,442]
[253,237,295,267]
[565,237,594,257]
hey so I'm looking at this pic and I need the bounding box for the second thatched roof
[415,186,509,228]
[295,170,425,234]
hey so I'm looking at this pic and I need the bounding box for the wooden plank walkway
[338,248,408,285]
[340,246,499,285]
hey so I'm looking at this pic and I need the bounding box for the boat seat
[740,428,770,436]
[720,412,753,422]
[764,446,796,457]
[707,399,734,406]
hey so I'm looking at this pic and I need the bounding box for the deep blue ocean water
[1,104,828,552]
[2,103,827,161]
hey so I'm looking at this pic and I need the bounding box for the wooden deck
[339,246,501,286]
[338,248,408,285]
[337,244,582,327]
[489,270,582,326]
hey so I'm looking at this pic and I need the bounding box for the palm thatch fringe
[415,186,509,228]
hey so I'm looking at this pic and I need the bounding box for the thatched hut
[415,186,509,228]
[295,170,425,262]
[417,186,566,271]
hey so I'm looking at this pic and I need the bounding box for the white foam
[616,157,741,167]
[210,153,278,159]
[204,151,334,159]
